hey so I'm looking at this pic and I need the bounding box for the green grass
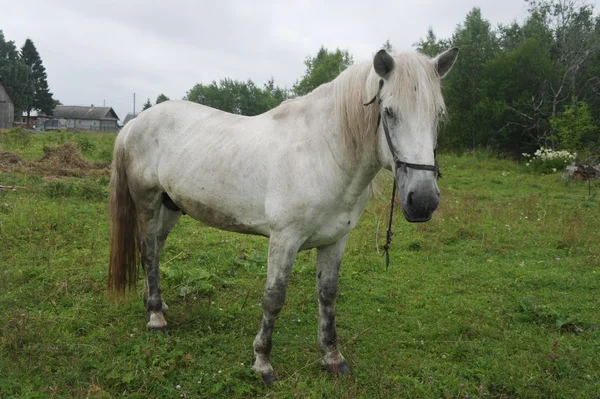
[1,132,599,398]
[1,128,115,162]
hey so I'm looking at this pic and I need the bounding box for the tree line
[0,31,55,121]
[416,0,600,156]
[184,0,598,157]
[3,0,597,157]
[142,93,171,111]
[182,47,352,116]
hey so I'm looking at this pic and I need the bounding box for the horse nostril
[407,191,414,206]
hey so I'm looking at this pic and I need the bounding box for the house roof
[0,79,15,103]
[123,113,137,125]
[53,105,120,121]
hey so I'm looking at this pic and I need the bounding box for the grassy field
[1,130,599,398]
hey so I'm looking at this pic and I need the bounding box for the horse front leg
[252,234,300,384]
[316,235,350,375]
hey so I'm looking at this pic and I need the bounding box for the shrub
[550,101,598,152]
[523,148,576,174]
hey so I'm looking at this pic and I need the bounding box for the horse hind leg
[316,235,351,375]
[139,200,182,333]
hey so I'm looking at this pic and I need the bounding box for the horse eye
[385,108,394,118]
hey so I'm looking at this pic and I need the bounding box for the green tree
[260,78,289,111]
[142,98,152,110]
[479,37,558,154]
[20,38,54,120]
[440,8,499,151]
[550,100,598,151]
[415,27,448,57]
[0,30,31,116]
[292,46,353,96]
[185,77,288,116]
[527,0,600,117]
[156,93,169,104]
[579,15,600,125]
[411,2,600,156]
[498,22,524,51]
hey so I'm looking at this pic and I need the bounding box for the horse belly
[165,183,270,237]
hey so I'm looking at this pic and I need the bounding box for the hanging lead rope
[364,80,397,269]
[383,178,397,270]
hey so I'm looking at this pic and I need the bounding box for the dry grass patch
[0,143,110,177]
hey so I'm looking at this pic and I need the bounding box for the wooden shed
[0,79,15,129]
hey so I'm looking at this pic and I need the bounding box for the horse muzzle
[401,190,440,222]
[397,169,440,223]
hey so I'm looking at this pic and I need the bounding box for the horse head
[372,47,458,222]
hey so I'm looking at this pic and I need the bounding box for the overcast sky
[0,0,597,121]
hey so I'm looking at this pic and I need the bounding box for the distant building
[45,105,120,132]
[122,112,138,126]
[14,110,50,130]
[0,79,15,129]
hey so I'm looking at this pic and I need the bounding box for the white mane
[332,51,446,157]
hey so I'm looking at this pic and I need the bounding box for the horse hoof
[148,326,169,337]
[323,361,351,376]
[262,372,278,385]
[147,312,167,333]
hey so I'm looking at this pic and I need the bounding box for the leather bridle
[363,78,442,269]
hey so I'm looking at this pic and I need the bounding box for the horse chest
[302,193,370,249]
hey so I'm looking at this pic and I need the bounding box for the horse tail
[108,138,139,300]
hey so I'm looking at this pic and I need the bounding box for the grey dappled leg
[156,206,181,253]
[142,206,181,332]
[155,207,181,312]
[252,235,301,383]
[317,235,350,375]
[141,230,166,331]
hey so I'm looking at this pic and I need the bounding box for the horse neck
[305,82,382,199]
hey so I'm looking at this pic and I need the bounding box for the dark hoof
[262,372,278,385]
[323,361,351,376]
[148,326,169,337]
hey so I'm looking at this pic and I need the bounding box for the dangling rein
[363,79,442,270]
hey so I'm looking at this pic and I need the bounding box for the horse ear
[374,49,395,78]
[433,47,459,78]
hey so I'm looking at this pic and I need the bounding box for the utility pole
[133,93,136,115]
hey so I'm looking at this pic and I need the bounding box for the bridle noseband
[364,78,442,269]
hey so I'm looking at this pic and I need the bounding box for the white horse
[108,47,458,383]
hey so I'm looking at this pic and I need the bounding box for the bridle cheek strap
[381,110,442,178]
